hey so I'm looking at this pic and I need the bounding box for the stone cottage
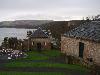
[27,27,51,51]
[61,21,100,65]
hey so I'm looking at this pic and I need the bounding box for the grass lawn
[0,72,65,75]
[24,51,49,60]
[3,50,89,75]
[15,50,62,61]
[42,50,62,57]
[5,62,88,72]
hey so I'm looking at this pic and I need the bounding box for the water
[0,28,36,45]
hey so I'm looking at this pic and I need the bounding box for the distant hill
[0,20,53,28]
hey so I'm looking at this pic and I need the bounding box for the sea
[0,28,36,45]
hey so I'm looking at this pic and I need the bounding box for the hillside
[0,20,53,28]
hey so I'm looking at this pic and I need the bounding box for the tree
[27,31,32,51]
[3,37,9,48]
[2,37,19,50]
[94,14,100,20]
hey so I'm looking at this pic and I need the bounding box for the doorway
[79,42,84,58]
[37,43,42,52]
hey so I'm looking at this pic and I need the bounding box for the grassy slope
[0,72,65,75]
[5,50,88,72]
[5,62,88,72]
[14,50,62,60]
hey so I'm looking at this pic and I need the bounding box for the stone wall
[61,36,100,65]
[31,38,51,50]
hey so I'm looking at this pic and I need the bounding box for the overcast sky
[0,0,100,21]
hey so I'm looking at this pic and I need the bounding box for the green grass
[24,51,49,60]
[4,50,89,75]
[43,50,62,57]
[5,62,88,72]
[15,50,62,61]
[5,50,89,72]
[0,72,65,75]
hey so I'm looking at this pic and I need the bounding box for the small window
[44,42,46,46]
[32,42,34,45]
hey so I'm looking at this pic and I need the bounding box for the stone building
[27,27,51,51]
[61,21,100,65]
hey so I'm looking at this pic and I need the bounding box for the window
[32,42,34,45]
[44,42,46,46]
[79,42,84,58]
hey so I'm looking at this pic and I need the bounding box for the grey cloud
[0,0,100,21]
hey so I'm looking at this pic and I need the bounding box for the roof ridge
[31,27,49,38]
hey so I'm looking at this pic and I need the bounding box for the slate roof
[64,21,100,42]
[31,27,49,38]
